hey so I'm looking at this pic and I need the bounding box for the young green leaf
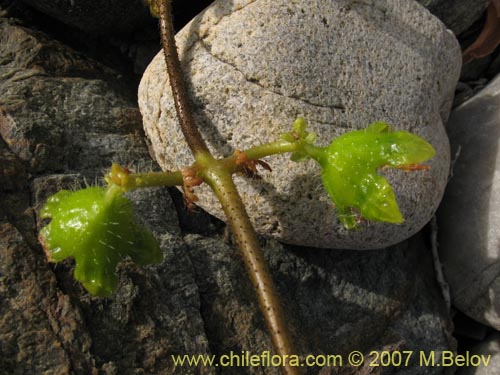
[39,185,162,297]
[315,122,435,228]
[280,117,318,162]
[286,120,435,229]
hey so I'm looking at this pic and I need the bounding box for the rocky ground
[0,1,499,374]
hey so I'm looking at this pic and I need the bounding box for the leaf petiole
[105,163,183,191]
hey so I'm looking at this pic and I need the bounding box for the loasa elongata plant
[153,0,298,371]
[38,1,436,373]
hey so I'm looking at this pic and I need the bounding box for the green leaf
[314,122,435,228]
[293,117,307,133]
[39,186,162,297]
[281,117,318,162]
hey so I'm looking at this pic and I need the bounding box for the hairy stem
[156,1,300,372]
[123,171,183,190]
[222,139,325,168]
[238,140,299,160]
[197,154,301,375]
[106,137,315,191]
[158,0,209,155]
[106,163,183,190]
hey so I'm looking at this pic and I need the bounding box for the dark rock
[0,18,149,174]
[0,137,38,248]
[0,138,27,192]
[453,311,492,343]
[19,0,153,35]
[0,13,213,374]
[461,57,494,82]
[0,214,97,374]
[456,332,500,375]
[185,232,455,374]
[418,0,489,35]
[171,0,214,30]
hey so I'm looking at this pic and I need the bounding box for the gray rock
[185,232,455,374]
[456,332,500,375]
[19,0,152,34]
[139,0,462,249]
[418,0,489,35]
[0,19,150,174]
[0,17,214,374]
[0,138,35,247]
[437,74,500,330]
[0,213,95,374]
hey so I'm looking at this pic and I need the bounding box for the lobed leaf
[39,186,162,296]
[314,122,435,229]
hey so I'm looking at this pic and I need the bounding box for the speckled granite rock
[417,0,489,35]
[139,0,461,249]
[437,75,500,330]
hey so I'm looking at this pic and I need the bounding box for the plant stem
[124,171,183,190]
[156,2,301,372]
[106,163,183,190]
[106,136,317,191]
[241,140,300,160]
[222,139,325,167]
[158,0,209,156]
[197,154,300,375]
